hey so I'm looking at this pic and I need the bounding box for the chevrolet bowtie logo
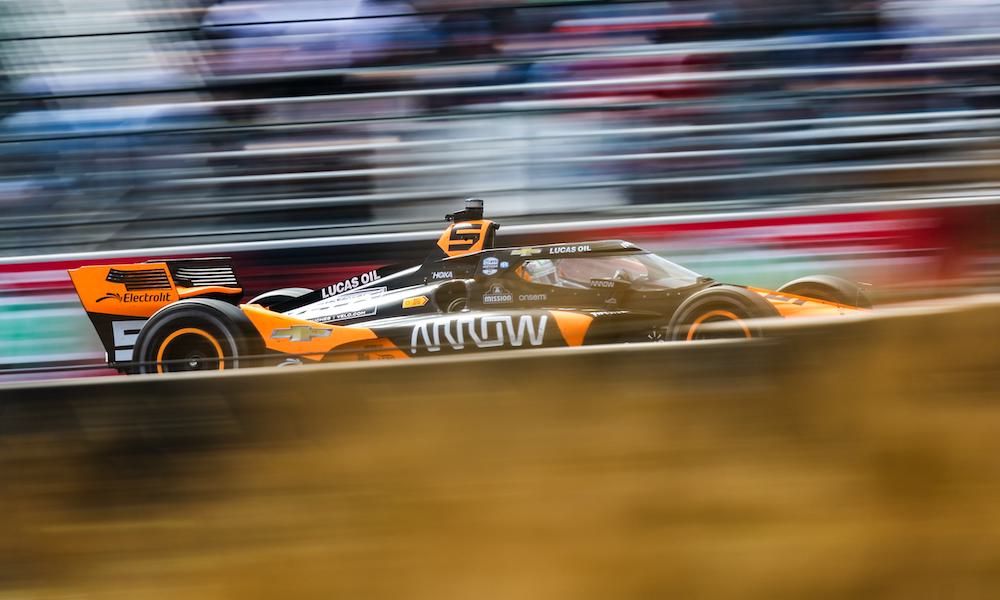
[271,325,331,342]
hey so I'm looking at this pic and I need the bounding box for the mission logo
[482,284,513,305]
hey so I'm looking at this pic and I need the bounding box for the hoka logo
[410,315,547,354]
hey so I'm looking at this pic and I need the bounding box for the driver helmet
[522,259,560,286]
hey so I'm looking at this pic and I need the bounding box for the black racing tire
[669,285,780,342]
[246,287,312,310]
[777,275,872,309]
[133,299,263,374]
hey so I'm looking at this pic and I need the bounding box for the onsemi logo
[271,325,332,343]
[518,293,547,302]
[410,315,547,354]
[96,291,171,303]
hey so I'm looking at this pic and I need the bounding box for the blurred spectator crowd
[3,0,1000,255]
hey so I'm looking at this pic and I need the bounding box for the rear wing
[68,257,242,367]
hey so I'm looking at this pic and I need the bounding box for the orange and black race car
[68,199,871,374]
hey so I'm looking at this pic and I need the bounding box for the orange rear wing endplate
[68,258,242,366]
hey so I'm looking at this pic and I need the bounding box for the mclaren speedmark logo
[271,325,331,342]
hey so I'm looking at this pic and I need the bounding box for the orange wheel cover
[155,327,225,373]
[686,310,751,341]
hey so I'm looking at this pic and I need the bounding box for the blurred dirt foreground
[3,298,1000,599]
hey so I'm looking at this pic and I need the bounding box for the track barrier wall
[2,297,1000,597]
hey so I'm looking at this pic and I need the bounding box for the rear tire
[669,285,780,341]
[134,299,262,374]
[778,275,871,309]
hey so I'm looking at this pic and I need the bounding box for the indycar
[69,199,871,374]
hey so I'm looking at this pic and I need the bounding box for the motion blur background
[6,4,1000,598]
[4,0,1000,376]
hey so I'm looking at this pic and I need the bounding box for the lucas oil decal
[320,269,380,299]
[549,244,591,255]
[410,315,547,354]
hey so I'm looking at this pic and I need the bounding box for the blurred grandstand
[2,0,1000,252]
[3,0,1000,378]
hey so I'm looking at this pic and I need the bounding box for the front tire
[134,299,262,374]
[669,285,780,341]
[778,275,871,309]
